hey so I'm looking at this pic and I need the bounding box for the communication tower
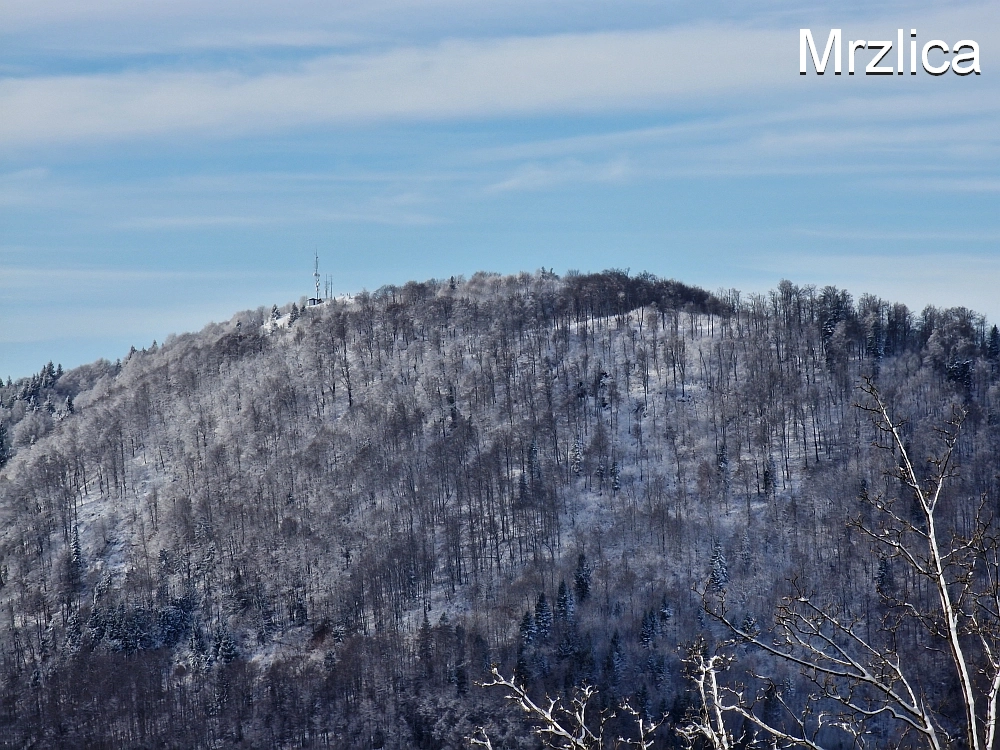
[309,250,323,306]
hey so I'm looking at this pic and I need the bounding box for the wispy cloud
[176,30,365,51]
[115,215,281,230]
[467,81,1000,186]
[0,166,49,180]
[3,1,996,155]
[0,265,286,288]
[791,227,1000,243]
[0,26,791,148]
[879,177,1000,194]
[486,157,635,193]
[113,191,445,229]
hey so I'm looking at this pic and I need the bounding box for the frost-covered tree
[1,270,998,748]
[709,542,728,592]
[569,439,583,476]
[519,610,537,645]
[0,422,9,467]
[639,610,657,649]
[556,579,575,622]
[534,593,553,640]
[705,380,1000,750]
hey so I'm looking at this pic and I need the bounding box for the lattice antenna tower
[314,250,321,300]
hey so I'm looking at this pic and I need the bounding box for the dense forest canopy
[1,269,999,748]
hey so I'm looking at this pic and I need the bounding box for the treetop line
[800,29,981,76]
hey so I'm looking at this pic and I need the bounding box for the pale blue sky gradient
[2,0,999,379]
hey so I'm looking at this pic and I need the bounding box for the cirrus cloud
[0,26,790,148]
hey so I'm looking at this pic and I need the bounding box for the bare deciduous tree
[702,378,1000,750]
[472,666,666,749]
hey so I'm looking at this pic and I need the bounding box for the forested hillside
[1,269,999,749]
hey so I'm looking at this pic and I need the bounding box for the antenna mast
[314,250,321,301]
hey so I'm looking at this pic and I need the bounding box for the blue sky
[2,0,998,380]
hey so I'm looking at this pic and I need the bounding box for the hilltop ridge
[0,269,996,748]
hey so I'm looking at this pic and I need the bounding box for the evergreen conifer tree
[740,529,752,568]
[640,610,657,648]
[514,645,530,685]
[418,610,434,677]
[709,542,728,592]
[214,627,239,663]
[519,610,536,645]
[659,595,673,624]
[876,555,896,598]
[41,361,56,388]
[636,683,651,718]
[69,525,83,589]
[740,614,760,639]
[556,579,575,621]
[534,593,552,640]
[574,554,592,603]
[606,630,625,685]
